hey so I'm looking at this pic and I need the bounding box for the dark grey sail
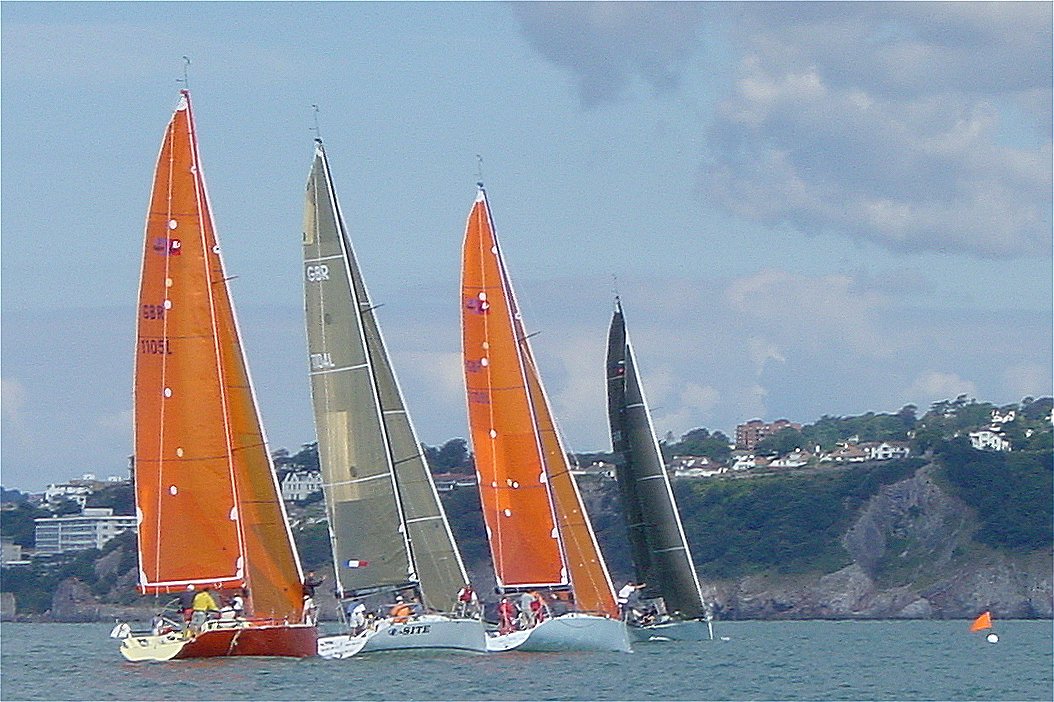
[606,298,707,619]
[302,141,468,612]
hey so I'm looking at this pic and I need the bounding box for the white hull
[629,618,713,642]
[318,615,486,658]
[118,630,188,661]
[486,613,632,653]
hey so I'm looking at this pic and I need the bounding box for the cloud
[725,269,893,357]
[513,2,1052,257]
[510,1,703,106]
[1,378,26,424]
[702,4,1052,258]
[1003,363,1053,402]
[904,371,979,407]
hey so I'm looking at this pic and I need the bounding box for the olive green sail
[302,140,468,612]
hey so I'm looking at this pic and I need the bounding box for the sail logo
[306,264,330,282]
[152,237,182,256]
[310,353,336,370]
[387,624,431,637]
[464,297,490,314]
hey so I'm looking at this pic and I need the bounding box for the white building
[1,541,25,565]
[861,441,911,461]
[43,482,94,509]
[991,409,1016,424]
[969,430,1012,452]
[280,470,323,502]
[769,449,813,468]
[33,508,137,555]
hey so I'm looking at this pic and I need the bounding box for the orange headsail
[460,186,618,617]
[969,611,993,632]
[133,91,304,622]
[461,189,566,588]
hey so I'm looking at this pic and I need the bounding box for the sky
[2,2,1051,491]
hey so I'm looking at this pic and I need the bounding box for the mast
[134,91,304,621]
[606,298,707,618]
[304,142,469,610]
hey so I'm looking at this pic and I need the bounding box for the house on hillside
[730,453,771,471]
[860,441,911,461]
[432,473,478,492]
[820,443,869,463]
[969,429,1011,452]
[34,508,137,555]
[991,409,1016,424]
[280,470,323,502]
[671,456,728,477]
[769,449,813,469]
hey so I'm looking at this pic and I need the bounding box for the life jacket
[390,603,413,623]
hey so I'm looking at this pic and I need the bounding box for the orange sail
[461,189,566,588]
[460,186,617,617]
[133,91,304,622]
[970,611,993,632]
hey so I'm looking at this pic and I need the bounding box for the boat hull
[118,621,318,661]
[629,618,713,642]
[486,613,631,653]
[318,616,486,658]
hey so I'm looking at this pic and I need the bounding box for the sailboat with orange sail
[112,91,317,661]
[461,184,631,653]
[970,610,999,643]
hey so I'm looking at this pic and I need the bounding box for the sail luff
[606,302,653,586]
[461,188,568,589]
[303,143,416,596]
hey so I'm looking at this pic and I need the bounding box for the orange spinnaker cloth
[970,611,993,632]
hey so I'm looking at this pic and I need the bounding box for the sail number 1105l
[138,338,173,355]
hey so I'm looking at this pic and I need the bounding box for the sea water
[1,620,1050,700]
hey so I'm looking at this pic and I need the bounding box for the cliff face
[709,464,1053,619]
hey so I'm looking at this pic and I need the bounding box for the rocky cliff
[708,464,1052,619]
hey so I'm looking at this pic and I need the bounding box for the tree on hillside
[85,483,135,516]
[661,428,732,463]
[424,438,473,473]
[755,428,806,456]
[0,502,49,547]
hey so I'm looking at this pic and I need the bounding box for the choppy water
[1,620,1050,700]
